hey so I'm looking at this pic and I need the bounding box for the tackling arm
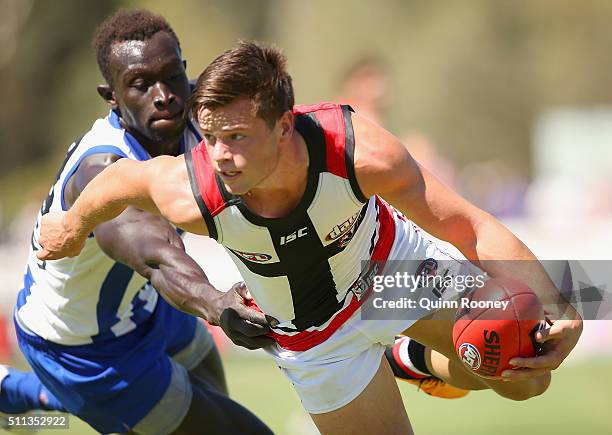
[56,155,270,333]
[37,154,205,260]
[95,208,229,324]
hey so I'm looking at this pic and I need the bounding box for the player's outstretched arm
[37,155,203,260]
[47,154,273,347]
[97,209,275,347]
[351,113,582,377]
[95,209,273,342]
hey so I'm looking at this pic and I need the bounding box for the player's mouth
[218,170,242,181]
[150,110,184,127]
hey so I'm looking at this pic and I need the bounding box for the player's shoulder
[76,110,161,167]
[352,112,418,197]
[352,112,406,166]
[80,111,125,145]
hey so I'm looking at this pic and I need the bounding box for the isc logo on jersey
[233,250,273,263]
[280,227,308,245]
[458,343,482,371]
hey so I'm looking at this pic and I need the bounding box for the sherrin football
[452,277,546,379]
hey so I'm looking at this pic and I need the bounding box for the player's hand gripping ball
[452,278,546,379]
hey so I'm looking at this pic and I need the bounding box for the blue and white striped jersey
[15,110,202,345]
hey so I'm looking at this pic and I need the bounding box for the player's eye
[131,79,149,91]
[168,72,184,82]
[230,133,245,141]
[203,134,216,143]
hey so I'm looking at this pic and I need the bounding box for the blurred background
[1,0,611,433]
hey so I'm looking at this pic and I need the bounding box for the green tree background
[2,0,612,222]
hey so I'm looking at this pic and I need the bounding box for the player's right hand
[37,211,88,260]
[218,282,278,350]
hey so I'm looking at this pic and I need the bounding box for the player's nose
[152,82,175,109]
[212,140,232,162]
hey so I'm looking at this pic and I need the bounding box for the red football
[452,277,545,379]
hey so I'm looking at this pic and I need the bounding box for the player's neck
[143,139,182,158]
[119,119,182,157]
[131,130,182,157]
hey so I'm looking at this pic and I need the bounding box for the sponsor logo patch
[415,258,452,298]
[416,258,438,277]
[348,262,380,301]
[233,250,273,263]
[325,212,360,242]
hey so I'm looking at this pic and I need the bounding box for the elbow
[441,211,490,260]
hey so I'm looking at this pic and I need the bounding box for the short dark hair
[93,9,181,85]
[189,41,294,128]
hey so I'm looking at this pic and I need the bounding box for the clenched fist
[37,211,89,260]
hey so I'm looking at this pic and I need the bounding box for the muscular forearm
[140,244,226,325]
[67,159,157,236]
[460,216,577,320]
[389,166,575,319]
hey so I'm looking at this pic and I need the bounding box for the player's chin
[223,182,248,196]
[150,119,185,140]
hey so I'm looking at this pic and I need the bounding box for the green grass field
[3,356,611,435]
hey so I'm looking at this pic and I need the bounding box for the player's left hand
[501,317,583,381]
[37,211,90,260]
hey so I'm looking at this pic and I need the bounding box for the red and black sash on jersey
[185,103,395,350]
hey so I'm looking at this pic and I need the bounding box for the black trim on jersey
[368,200,380,256]
[184,150,218,240]
[33,136,84,266]
[186,119,202,143]
[215,174,242,207]
[234,112,324,228]
[296,112,327,173]
[342,105,368,203]
[41,136,83,216]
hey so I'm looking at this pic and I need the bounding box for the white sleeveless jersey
[186,103,400,351]
[15,110,202,345]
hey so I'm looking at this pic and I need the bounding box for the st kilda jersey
[186,103,397,350]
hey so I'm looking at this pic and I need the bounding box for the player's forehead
[109,32,181,78]
[197,98,262,132]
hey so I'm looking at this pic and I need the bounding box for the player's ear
[97,84,117,107]
[278,110,294,140]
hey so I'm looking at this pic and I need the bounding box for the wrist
[64,209,92,239]
[206,289,227,326]
[188,284,224,326]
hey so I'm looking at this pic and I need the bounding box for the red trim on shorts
[267,196,396,351]
[190,142,226,216]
